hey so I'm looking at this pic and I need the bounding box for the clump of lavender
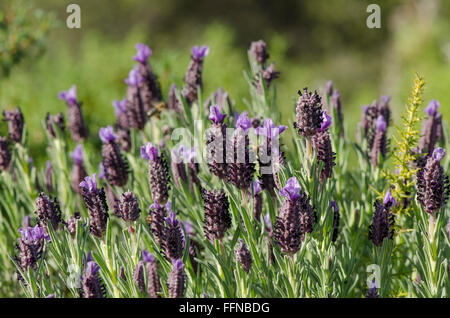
[0,136,11,172]
[79,174,109,238]
[45,161,54,193]
[141,142,170,205]
[133,261,145,293]
[416,148,450,215]
[182,45,209,105]
[125,67,147,130]
[370,115,388,166]
[251,180,263,221]
[3,107,24,143]
[148,202,169,248]
[99,126,129,187]
[368,190,395,247]
[294,88,324,138]
[274,177,315,254]
[143,250,161,298]
[226,111,255,190]
[418,100,444,155]
[312,111,335,182]
[167,259,185,298]
[15,225,49,273]
[58,85,89,142]
[70,144,87,195]
[255,118,287,195]
[235,239,252,273]
[112,99,131,152]
[45,112,65,138]
[201,188,232,242]
[81,261,105,298]
[163,210,184,261]
[330,200,340,243]
[114,191,141,223]
[133,43,163,113]
[35,192,63,232]
[206,105,228,180]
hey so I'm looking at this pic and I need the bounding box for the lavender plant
[0,40,448,299]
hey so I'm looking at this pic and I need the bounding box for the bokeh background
[1,0,450,164]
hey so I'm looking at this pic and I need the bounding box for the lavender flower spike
[59,85,89,142]
[80,174,109,237]
[142,143,170,205]
[115,191,141,222]
[209,105,227,124]
[167,259,185,298]
[191,45,209,60]
[235,239,252,273]
[99,126,117,143]
[81,261,105,298]
[163,211,184,261]
[143,250,161,298]
[3,107,24,143]
[133,43,152,64]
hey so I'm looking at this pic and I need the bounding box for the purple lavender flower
[250,40,269,66]
[114,191,141,222]
[148,202,168,248]
[67,212,81,236]
[201,188,232,241]
[318,111,332,132]
[35,192,63,231]
[58,85,89,142]
[383,190,396,207]
[70,145,87,195]
[294,88,324,138]
[70,144,83,165]
[99,126,117,143]
[142,250,160,298]
[100,126,128,187]
[163,211,184,261]
[365,281,379,298]
[235,111,252,134]
[125,67,143,87]
[418,100,444,155]
[15,225,49,273]
[279,177,302,200]
[133,43,152,64]
[370,115,388,166]
[3,107,24,143]
[255,118,287,139]
[207,106,228,180]
[235,239,252,273]
[330,89,344,135]
[425,100,439,117]
[133,261,146,293]
[45,112,65,138]
[171,146,188,187]
[81,261,105,298]
[167,259,185,298]
[182,45,209,105]
[330,200,340,243]
[113,99,128,120]
[417,147,450,214]
[209,105,227,124]
[79,174,109,238]
[369,194,395,247]
[141,143,170,205]
[191,45,209,60]
[0,136,11,172]
[125,67,147,130]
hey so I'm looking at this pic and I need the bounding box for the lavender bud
[201,188,232,241]
[182,45,209,105]
[250,40,269,66]
[171,147,188,187]
[416,148,450,214]
[67,212,81,236]
[365,281,379,298]
[133,261,146,293]
[369,191,395,247]
[226,112,255,190]
[418,100,443,155]
[143,250,161,298]
[256,62,280,94]
[207,106,228,180]
[252,180,263,221]
[100,126,129,187]
[16,225,49,273]
[235,239,252,273]
[114,191,141,222]
[275,177,314,254]
[370,116,388,166]
[379,95,391,126]
[125,67,147,130]
[294,88,324,138]
[35,192,63,231]
[148,202,168,248]
[312,128,335,183]
[141,143,170,205]
[3,107,24,143]
[81,261,105,298]
[79,174,109,238]
[167,259,185,298]
[163,210,184,261]
[58,85,89,142]
[0,136,11,172]
[45,112,65,138]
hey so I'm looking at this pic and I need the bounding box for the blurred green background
[1,0,450,164]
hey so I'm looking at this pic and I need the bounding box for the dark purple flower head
[19,225,50,243]
[252,180,262,195]
[86,261,100,275]
[432,147,445,161]
[209,105,226,124]
[58,85,78,105]
[255,118,287,139]
[376,115,387,132]
[235,239,252,273]
[425,100,440,117]
[125,67,143,87]
[99,126,116,143]
[279,177,301,200]
[133,43,152,64]
[318,111,332,132]
[142,250,155,263]
[112,99,127,117]
[383,190,396,207]
[79,174,98,193]
[141,142,159,161]
[235,111,252,133]
[70,144,83,165]
[330,200,338,213]
[191,45,209,60]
